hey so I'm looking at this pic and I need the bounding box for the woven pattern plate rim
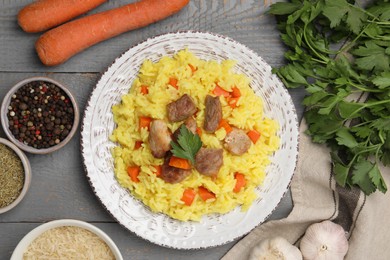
[81,31,299,249]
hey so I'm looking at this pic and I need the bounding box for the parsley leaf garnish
[170,125,202,165]
[268,0,390,195]
[353,41,390,72]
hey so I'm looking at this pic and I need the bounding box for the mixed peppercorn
[7,81,74,149]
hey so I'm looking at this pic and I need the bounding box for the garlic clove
[249,236,303,260]
[300,220,348,260]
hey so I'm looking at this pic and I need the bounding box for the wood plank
[0,71,303,222]
[0,0,286,73]
[0,71,240,259]
[0,1,307,259]
[0,72,115,222]
[0,223,235,259]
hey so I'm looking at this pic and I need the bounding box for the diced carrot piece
[127,166,140,183]
[227,97,240,109]
[140,85,148,95]
[193,108,199,118]
[198,186,216,201]
[233,173,246,193]
[247,130,261,144]
[196,127,202,136]
[153,165,162,176]
[139,116,152,130]
[231,86,241,98]
[213,83,230,97]
[218,119,233,134]
[181,188,196,206]
[169,77,178,89]
[134,141,143,150]
[169,156,191,170]
[188,64,197,74]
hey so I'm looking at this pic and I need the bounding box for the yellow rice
[110,49,279,221]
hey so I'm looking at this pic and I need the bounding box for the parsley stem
[364,99,390,108]
[348,3,377,20]
[270,0,390,194]
[336,24,369,55]
[303,24,329,63]
[367,20,390,25]
[350,116,390,129]
[335,7,384,56]
[347,144,382,168]
[311,57,327,64]
[345,99,390,119]
[348,81,384,93]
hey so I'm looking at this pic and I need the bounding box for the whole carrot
[35,0,190,66]
[18,0,107,33]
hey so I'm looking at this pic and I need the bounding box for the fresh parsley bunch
[268,0,390,195]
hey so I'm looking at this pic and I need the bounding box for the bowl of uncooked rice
[11,219,122,260]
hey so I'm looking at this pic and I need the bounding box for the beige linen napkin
[223,120,390,260]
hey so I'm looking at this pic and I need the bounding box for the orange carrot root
[127,166,140,183]
[153,165,162,176]
[169,156,191,170]
[213,83,230,97]
[181,188,196,206]
[18,0,107,33]
[169,77,179,89]
[198,186,216,201]
[140,85,149,95]
[218,119,233,134]
[35,0,190,66]
[233,173,246,193]
[139,116,152,130]
[247,129,261,144]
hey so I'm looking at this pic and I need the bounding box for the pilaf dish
[110,49,279,221]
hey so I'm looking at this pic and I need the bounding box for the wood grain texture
[0,223,235,259]
[0,71,302,258]
[0,0,306,259]
[0,0,285,73]
[0,72,113,222]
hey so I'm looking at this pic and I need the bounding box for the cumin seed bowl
[0,76,79,154]
[0,138,32,214]
[11,219,123,260]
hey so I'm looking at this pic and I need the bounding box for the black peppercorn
[19,103,28,110]
[7,80,74,149]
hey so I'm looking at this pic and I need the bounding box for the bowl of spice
[0,138,31,214]
[1,77,79,154]
[11,219,123,260]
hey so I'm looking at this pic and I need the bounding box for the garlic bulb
[249,236,303,260]
[300,220,348,260]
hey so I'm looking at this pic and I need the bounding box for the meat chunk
[183,116,197,133]
[148,120,172,158]
[172,117,197,143]
[195,147,223,177]
[167,94,197,122]
[160,152,192,184]
[224,128,251,155]
[204,95,222,133]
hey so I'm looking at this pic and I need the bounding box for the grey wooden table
[0,1,305,259]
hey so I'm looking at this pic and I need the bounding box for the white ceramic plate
[81,31,299,249]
